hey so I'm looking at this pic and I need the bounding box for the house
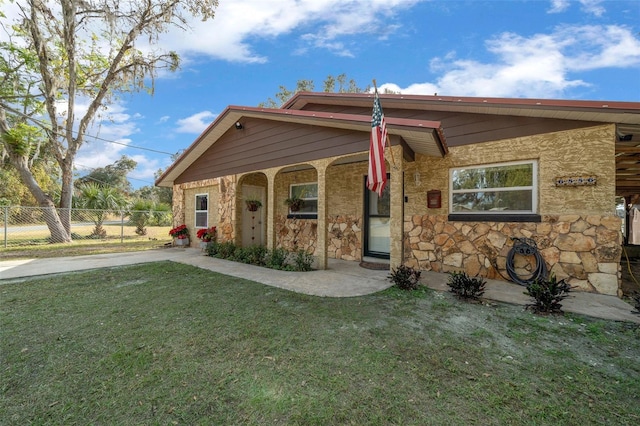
[156,92,640,296]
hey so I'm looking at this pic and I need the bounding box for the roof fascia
[284,91,640,117]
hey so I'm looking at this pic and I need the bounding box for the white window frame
[449,160,538,215]
[289,182,318,216]
[195,193,208,228]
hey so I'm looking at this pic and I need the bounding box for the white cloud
[128,155,163,183]
[175,111,217,134]
[389,25,639,98]
[548,0,570,14]
[75,102,142,172]
[157,0,422,63]
[560,25,640,70]
[548,0,606,16]
[579,0,606,17]
[378,82,439,95]
[75,139,129,171]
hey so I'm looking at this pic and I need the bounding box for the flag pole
[372,79,396,167]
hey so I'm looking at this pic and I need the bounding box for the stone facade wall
[275,216,317,254]
[174,178,219,247]
[218,176,236,243]
[404,214,622,295]
[328,215,362,261]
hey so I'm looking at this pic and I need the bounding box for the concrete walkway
[1,248,638,324]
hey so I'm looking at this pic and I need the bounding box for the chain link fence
[1,206,173,248]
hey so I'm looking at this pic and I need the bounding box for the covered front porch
[233,146,407,270]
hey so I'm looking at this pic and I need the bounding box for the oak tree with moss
[0,0,218,242]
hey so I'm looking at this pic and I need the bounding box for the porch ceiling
[615,123,640,196]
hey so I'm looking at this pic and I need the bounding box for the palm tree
[77,183,128,237]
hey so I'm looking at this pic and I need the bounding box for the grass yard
[0,228,171,260]
[1,262,639,425]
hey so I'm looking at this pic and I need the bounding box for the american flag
[367,89,388,197]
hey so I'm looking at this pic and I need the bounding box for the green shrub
[265,247,289,270]
[229,246,246,262]
[240,245,268,266]
[292,249,314,271]
[150,203,172,226]
[215,241,237,259]
[447,271,486,300]
[206,241,219,257]
[389,265,422,291]
[204,242,313,272]
[525,274,572,314]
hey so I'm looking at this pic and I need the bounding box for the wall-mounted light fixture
[235,122,243,130]
[414,171,421,187]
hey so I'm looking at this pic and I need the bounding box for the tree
[0,0,219,243]
[129,198,171,236]
[259,74,369,108]
[76,182,127,237]
[75,155,137,195]
[133,168,173,205]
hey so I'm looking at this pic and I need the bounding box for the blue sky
[6,1,640,188]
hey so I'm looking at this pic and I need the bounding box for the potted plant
[196,226,217,250]
[285,195,305,212]
[169,224,190,246]
[245,198,262,212]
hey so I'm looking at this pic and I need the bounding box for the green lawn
[0,237,170,260]
[1,262,639,425]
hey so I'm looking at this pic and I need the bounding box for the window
[289,183,318,216]
[195,194,208,228]
[450,160,537,214]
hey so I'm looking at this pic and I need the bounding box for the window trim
[449,160,538,216]
[288,182,318,217]
[195,193,208,229]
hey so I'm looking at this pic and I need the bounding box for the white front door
[242,185,265,247]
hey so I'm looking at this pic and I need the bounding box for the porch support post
[315,161,329,270]
[265,169,278,251]
[389,144,405,269]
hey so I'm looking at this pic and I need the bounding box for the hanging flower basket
[245,199,262,212]
[285,196,305,212]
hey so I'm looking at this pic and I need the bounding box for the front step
[360,256,390,270]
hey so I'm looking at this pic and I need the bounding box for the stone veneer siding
[328,215,362,261]
[217,176,236,243]
[404,214,622,296]
[274,214,362,261]
[276,216,317,254]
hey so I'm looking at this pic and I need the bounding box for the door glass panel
[366,178,390,257]
[368,217,390,253]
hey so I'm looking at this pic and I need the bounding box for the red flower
[169,224,189,238]
[197,226,217,242]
